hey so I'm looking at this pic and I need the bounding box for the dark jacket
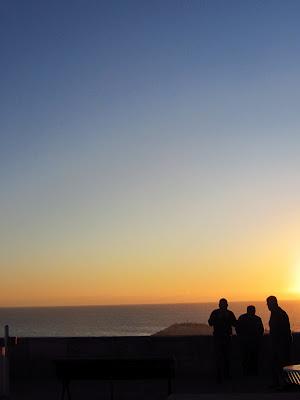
[269,306,292,344]
[236,313,264,340]
[208,309,237,337]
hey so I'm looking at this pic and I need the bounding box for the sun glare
[288,259,300,296]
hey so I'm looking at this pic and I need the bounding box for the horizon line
[1,298,299,309]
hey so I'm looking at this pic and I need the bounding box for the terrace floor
[8,375,300,400]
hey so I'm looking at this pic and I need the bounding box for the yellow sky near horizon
[1,216,300,307]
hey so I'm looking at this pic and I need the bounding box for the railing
[0,325,10,399]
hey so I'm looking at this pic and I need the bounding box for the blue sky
[1,0,300,305]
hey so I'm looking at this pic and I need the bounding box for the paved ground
[169,395,300,400]
[7,375,300,400]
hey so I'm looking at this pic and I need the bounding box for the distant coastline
[152,322,213,336]
[151,323,274,336]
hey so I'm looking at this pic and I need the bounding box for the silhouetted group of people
[208,296,292,388]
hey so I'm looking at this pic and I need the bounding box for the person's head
[219,298,228,310]
[266,296,278,311]
[247,305,256,315]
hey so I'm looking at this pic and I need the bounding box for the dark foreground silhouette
[208,298,237,382]
[236,305,264,376]
[267,295,292,388]
[1,296,297,399]
[207,296,292,389]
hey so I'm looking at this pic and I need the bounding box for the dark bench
[54,358,175,400]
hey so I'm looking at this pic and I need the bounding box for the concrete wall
[8,334,300,379]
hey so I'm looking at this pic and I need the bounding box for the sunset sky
[1,0,300,306]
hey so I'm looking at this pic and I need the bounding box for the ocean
[1,300,300,337]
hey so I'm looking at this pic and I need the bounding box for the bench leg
[110,381,114,400]
[60,381,71,400]
[60,382,66,400]
[66,382,72,400]
[168,378,172,395]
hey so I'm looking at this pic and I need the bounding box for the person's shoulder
[278,307,289,317]
[209,308,219,316]
[227,309,236,319]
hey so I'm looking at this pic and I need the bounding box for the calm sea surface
[1,301,300,337]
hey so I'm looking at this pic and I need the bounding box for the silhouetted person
[208,298,237,382]
[266,296,292,388]
[236,305,264,376]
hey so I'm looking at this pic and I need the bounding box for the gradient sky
[1,0,300,306]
